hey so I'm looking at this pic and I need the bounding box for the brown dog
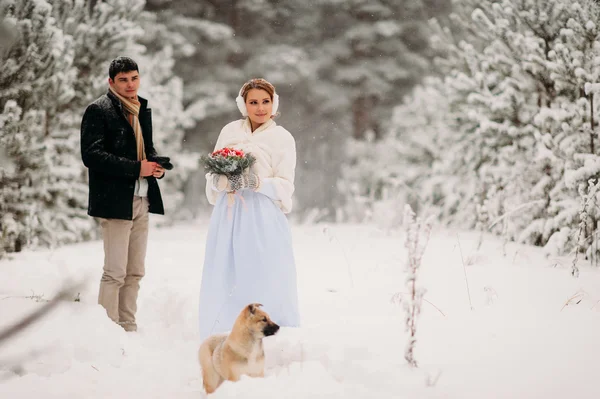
[199,303,280,394]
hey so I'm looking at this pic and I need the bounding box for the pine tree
[533,0,600,257]
[338,77,451,228]
[134,33,199,219]
[431,0,550,233]
[317,0,434,140]
[140,1,246,216]
[1,0,190,254]
[140,0,451,219]
[1,0,75,253]
[351,0,600,256]
[34,0,149,248]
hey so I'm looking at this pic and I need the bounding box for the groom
[80,56,165,332]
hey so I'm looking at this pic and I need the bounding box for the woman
[198,78,300,340]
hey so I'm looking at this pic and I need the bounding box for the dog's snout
[263,323,280,336]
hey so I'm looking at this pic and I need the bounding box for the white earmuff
[236,86,248,117]
[272,93,279,116]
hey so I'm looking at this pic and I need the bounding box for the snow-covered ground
[1,218,600,398]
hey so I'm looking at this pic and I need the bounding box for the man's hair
[109,56,139,80]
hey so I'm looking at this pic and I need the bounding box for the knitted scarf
[109,86,146,161]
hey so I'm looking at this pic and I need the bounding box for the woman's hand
[212,174,229,192]
[228,171,260,192]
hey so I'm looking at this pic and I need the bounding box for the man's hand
[140,160,158,177]
[152,166,165,178]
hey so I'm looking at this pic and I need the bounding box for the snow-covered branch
[402,204,434,368]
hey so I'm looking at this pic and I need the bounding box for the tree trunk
[591,93,595,154]
[226,0,240,34]
[352,95,380,140]
[88,0,99,14]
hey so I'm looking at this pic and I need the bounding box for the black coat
[80,91,165,220]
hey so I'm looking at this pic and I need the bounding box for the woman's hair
[240,78,276,101]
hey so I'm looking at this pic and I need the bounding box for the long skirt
[198,189,300,340]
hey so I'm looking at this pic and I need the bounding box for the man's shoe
[119,321,137,332]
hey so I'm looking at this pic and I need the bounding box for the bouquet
[201,147,257,214]
[201,147,256,177]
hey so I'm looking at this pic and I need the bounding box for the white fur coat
[205,118,296,213]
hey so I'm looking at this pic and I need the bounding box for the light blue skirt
[198,189,300,340]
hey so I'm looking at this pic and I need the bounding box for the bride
[198,78,301,340]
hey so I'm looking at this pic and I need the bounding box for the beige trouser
[98,196,149,330]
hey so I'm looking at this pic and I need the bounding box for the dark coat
[80,90,165,220]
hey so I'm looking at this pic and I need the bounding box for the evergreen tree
[135,20,199,219]
[345,0,600,257]
[142,0,247,216]
[35,0,149,248]
[427,0,552,234]
[141,0,450,219]
[0,0,191,254]
[338,77,451,228]
[441,0,600,252]
[1,0,75,253]
[533,0,600,256]
[316,0,435,140]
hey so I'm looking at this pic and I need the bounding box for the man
[81,56,165,332]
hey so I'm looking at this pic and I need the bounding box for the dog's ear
[247,303,263,314]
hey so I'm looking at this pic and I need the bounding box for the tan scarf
[109,86,146,161]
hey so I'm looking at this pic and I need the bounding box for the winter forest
[4,1,600,398]
[3,0,600,263]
